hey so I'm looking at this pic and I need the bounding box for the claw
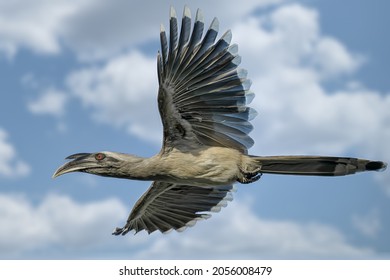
[237,172,262,184]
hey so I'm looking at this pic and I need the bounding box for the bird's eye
[95,153,106,161]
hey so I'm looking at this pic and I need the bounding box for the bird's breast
[155,147,243,186]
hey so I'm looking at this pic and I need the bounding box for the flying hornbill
[53,6,387,235]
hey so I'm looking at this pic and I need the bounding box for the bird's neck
[116,154,161,181]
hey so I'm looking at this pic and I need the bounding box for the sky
[0,0,389,259]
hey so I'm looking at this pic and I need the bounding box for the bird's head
[52,152,127,179]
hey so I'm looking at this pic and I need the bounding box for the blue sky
[0,0,389,259]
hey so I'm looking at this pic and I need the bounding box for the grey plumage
[53,6,387,235]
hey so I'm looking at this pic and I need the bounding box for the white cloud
[0,193,127,257]
[58,0,282,60]
[0,0,86,58]
[311,37,363,78]
[0,193,373,259]
[0,0,280,59]
[0,128,30,177]
[232,4,362,78]
[28,88,68,117]
[135,199,373,259]
[66,51,162,143]
[351,209,381,238]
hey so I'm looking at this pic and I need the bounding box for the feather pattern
[157,6,256,154]
[112,182,235,235]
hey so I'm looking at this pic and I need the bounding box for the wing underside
[157,6,257,154]
[113,182,235,235]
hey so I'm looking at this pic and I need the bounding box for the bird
[53,6,387,236]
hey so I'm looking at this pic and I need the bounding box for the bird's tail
[251,155,387,176]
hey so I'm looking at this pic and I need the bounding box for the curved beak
[52,153,95,178]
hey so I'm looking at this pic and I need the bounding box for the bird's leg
[237,166,262,184]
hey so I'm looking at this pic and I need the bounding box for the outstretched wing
[157,6,257,154]
[112,182,235,235]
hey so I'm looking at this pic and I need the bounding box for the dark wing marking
[157,6,257,154]
[112,181,235,235]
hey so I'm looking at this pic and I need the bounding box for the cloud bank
[0,193,372,259]
[135,199,373,259]
[0,193,127,258]
[0,0,279,59]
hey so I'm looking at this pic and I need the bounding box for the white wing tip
[170,6,177,19]
[210,17,219,32]
[195,8,204,23]
[183,5,191,19]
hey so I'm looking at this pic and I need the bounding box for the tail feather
[252,156,387,176]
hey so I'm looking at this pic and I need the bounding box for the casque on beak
[52,153,94,178]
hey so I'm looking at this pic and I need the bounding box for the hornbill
[53,6,387,235]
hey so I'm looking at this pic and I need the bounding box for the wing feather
[157,7,256,153]
[113,182,235,235]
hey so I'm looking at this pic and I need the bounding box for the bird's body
[53,6,386,235]
[93,147,243,186]
[155,146,243,186]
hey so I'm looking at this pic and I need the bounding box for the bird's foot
[237,167,262,184]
